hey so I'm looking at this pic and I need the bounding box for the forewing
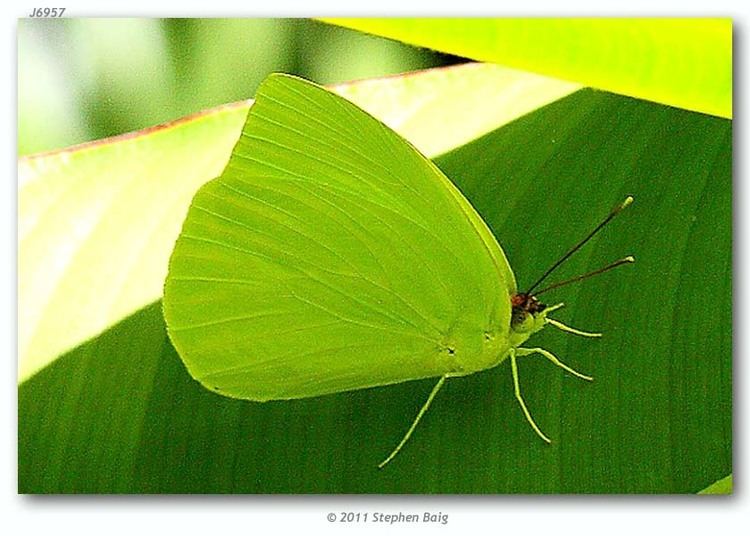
[163,74,513,400]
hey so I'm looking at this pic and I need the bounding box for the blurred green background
[18,18,460,156]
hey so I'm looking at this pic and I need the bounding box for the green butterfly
[163,73,632,467]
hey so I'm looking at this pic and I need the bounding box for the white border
[5,2,745,535]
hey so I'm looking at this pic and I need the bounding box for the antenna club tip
[624,255,635,263]
[616,196,634,212]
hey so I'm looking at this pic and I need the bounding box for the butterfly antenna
[534,256,634,296]
[525,196,633,295]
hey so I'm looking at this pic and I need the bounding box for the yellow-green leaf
[18,63,579,382]
[322,18,732,118]
[698,474,732,494]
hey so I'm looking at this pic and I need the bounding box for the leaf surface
[697,474,732,494]
[20,86,731,493]
[323,18,732,118]
[19,63,577,382]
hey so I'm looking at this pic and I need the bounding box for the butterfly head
[510,293,548,336]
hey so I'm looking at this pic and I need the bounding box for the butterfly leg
[510,350,551,443]
[546,318,602,338]
[515,347,593,381]
[378,375,447,468]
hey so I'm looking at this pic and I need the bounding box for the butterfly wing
[163,74,514,401]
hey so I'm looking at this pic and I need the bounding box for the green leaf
[697,474,732,494]
[19,85,731,493]
[322,18,732,119]
[19,63,577,382]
